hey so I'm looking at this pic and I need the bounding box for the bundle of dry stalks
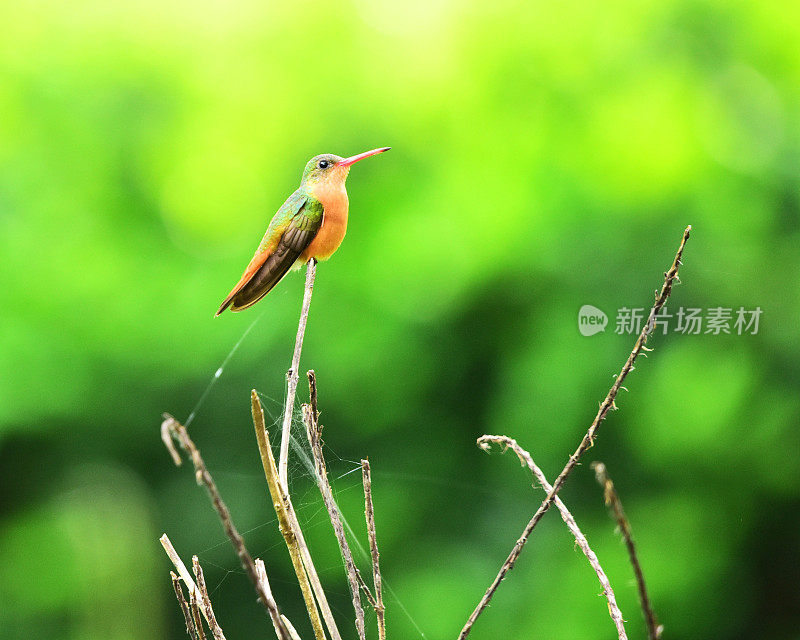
[159,225,691,639]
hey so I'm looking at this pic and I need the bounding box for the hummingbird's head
[302,154,345,185]
[301,148,391,187]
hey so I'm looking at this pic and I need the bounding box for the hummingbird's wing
[216,192,322,316]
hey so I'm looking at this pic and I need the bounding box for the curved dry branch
[479,436,627,640]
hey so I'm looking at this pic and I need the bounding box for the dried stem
[251,390,326,640]
[161,418,183,466]
[170,571,197,639]
[593,462,663,640]
[191,556,223,640]
[161,536,226,640]
[256,559,300,640]
[459,225,691,639]
[281,615,303,640]
[356,569,379,609]
[303,371,367,640]
[190,593,207,640]
[160,417,290,640]
[362,459,386,640]
[279,257,317,491]
[252,390,343,640]
[479,436,627,640]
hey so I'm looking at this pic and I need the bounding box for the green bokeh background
[1,1,798,638]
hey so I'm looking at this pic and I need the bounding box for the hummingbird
[216,147,390,316]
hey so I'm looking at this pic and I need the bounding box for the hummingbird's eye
[318,160,329,169]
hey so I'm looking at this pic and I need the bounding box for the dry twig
[191,556,222,640]
[303,371,367,640]
[255,559,301,640]
[190,593,207,640]
[279,258,317,491]
[362,459,386,640]
[356,570,379,609]
[479,436,627,640]
[161,535,226,640]
[252,389,326,640]
[459,225,691,639]
[170,571,197,639]
[252,390,343,640]
[160,416,291,640]
[593,462,662,640]
[281,615,303,640]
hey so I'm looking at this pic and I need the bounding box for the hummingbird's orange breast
[302,181,349,261]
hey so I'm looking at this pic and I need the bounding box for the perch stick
[279,258,317,491]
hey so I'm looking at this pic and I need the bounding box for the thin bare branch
[252,391,326,640]
[190,593,207,640]
[479,436,627,640]
[303,372,367,640]
[161,536,226,640]
[459,225,691,639]
[281,615,304,640]
[593,462,663,640]
[256,559,299,640]
[362,459,386,640]
[355,568,378,609]
[280,258,317,491]
[160,416,290,640]
[162,419,183,466]
[252,390,343,640]
[170,571,197,639]
[192,557,224,640]
[308,368,319,418]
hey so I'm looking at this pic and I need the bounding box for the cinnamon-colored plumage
[216,148,389,316]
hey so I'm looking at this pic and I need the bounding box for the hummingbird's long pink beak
[338,147,391,167]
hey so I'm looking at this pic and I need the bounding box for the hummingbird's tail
[215,248,305,316]
[215,295,236,316]
[215,199,316,316]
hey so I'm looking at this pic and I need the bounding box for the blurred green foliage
[1,0,798,638]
